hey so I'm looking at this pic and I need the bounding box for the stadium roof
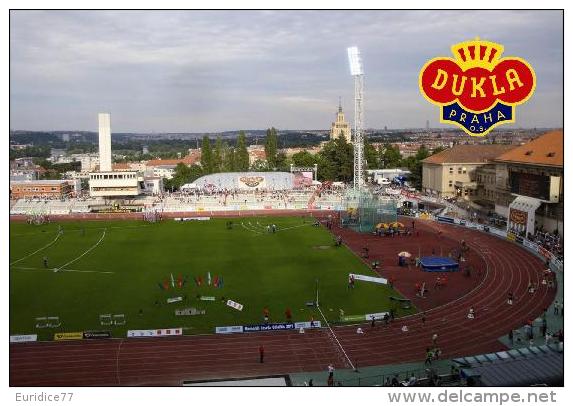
[494,130,563,167]
[422,144,515,165]
[454,345,563,386]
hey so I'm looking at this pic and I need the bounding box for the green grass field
[10,217,414,339]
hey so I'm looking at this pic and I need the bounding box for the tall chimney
[98,113,112,172]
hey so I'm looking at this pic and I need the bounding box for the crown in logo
[450,37,505,70]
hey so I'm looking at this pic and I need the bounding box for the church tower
[329,98,352,143]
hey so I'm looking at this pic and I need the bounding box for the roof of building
[454,345,563,386]
[10,180,68,185]
[422,144,516,164]
[494,130,563,167]
[146,155,200,167]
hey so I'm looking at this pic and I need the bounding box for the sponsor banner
[127,328,183,338]
[349,273,388,285]
[341,314,365,322]
[365,312,389,321]
[293,321,322,329]
[243,323,295,333]
[215,325,244,334]
[342,312,388,322]
[489,228,507,238]
[538,246,552,260]
[83,331,112,339]
[506,233,516,241]
[167,296,183,304]
[10,334,38,343]
[215,321,322,334]
[175,217,211,222]
[522,239,538,251]
[175,307,205,316]
[437,216,454,224]
[226,299,244,311]
[54,332,83,341]
[200,296,216,301]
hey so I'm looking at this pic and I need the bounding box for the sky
[9,10,563,132]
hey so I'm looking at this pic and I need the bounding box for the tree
[406,145,430,189]
[364,136,379,169]
[200,136,213,174]
[292,150,318,168]
[318,137,354,181]
[212,136,223,173]
[431,146,446,155]
[235,131,250,171]
[264,127,279,169]
[250,159,268,171]
[165,163,203,191]
[223,146,236,172]
[379,143,402,168]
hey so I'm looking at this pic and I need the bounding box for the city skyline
[10,10,563,132]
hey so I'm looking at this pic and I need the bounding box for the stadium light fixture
[347,46,363,76]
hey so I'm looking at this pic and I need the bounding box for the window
[448,180,453,187]
[462,167,467,174]
[458,167,462,174]
[449,167,453,174]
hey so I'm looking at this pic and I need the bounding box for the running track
[10,216,556,386]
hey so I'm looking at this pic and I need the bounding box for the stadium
[9,171,564,386]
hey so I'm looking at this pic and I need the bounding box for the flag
[213,275,219,288]
[163,279,170,290]
[207,272,211,286]
[170,273,175,288]
[194,276,199,286]
[198,276,203,286]
[219,276,224,288]
[158,282,164,290]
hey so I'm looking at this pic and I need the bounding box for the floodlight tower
[347,46,364,190]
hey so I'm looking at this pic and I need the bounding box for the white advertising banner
[215,326,244,334]
[10,334,38,343]
[349,273,388,285]
[127,328,183,338]
[226,299,244,311]
[365,312,389,321]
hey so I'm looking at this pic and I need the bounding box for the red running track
[10,217,556,386]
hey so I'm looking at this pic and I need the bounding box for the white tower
[98,113,112,172]
[347,47,365,190]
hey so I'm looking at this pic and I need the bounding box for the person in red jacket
[285,308,292,322]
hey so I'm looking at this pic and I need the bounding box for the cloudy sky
[10,10,563,132]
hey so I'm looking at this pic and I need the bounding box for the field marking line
[56,229,107,271]
[10,266,114,275]
[316,305,355,370]
[240,222,262,235]
[10,231,62,266]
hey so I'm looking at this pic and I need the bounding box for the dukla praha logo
[240,176,264,187]
[419,37,536,136]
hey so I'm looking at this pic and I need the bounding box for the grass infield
[10,216,414,339]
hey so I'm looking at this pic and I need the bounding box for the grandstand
[193,172,296,190]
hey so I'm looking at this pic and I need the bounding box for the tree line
[165,129,444,191]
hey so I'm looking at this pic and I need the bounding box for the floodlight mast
[347,47,365,190]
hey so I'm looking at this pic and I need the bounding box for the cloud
[9,10,563,132]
